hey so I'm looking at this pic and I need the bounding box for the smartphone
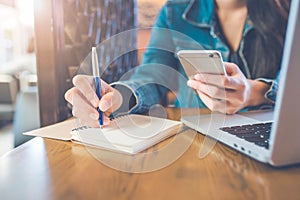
[177,50,227,77]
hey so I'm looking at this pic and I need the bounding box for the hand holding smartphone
[177,50,227,77]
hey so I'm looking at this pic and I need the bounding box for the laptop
[181,0,300,166]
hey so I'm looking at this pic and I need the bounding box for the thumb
[98,89,123,112]
[224,62,240,76]
[99,92,113,112]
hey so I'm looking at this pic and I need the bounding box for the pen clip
[92,47,100,78]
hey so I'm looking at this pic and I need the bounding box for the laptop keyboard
[220,122,272,149]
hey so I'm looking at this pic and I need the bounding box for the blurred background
[0,0,36,156]
[0,0,166,156]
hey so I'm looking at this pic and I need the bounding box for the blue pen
[92,47,104,128]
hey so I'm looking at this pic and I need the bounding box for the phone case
[177,50,226,77]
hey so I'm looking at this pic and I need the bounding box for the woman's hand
[64,75,123,127]
[187,62,272,114]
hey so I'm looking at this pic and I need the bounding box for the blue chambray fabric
[113,0,279,113]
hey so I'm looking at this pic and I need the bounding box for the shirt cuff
[110,81,139,114]
[256,78,278,103]
[110,80,156,114]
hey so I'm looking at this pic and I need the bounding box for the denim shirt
[113,0,279,114]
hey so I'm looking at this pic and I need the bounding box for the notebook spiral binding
[72,126,89,132]
[109,111,131,120]
[72,112,130,131]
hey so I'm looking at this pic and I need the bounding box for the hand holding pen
[92,47,104,128]
[64,48,123,128]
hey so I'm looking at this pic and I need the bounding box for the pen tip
[100,125,103,129]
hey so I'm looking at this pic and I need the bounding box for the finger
[193,62,243,89]
[194,73,245,91]
[64,87,76,105]
[188,79,243,104]
[194,73,226,87]
[73,107,99,128]
[72,75,99,107]
[196,90,227,113]
[100,79,114,93]
[75,113,111,128]
[99,93,114,112]
[224,62,240,76]
[187,80,227,100]
[65,87,101,107]
[72,89,99,119]
[99,89,122,112]
[197,90,241,115]
[72,92,112,128]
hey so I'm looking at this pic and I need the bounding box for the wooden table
[1,108,300,200]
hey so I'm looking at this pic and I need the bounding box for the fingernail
[99,100,110,111]
[194,74,204,80]
[89,113,98,120]
[187,80,193,87]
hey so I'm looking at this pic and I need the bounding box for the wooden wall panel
[34,0,137,126]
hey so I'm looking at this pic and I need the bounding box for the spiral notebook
[71,114,182,154]
[24,114,182,154]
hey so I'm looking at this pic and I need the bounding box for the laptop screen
[269,0,300,166]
